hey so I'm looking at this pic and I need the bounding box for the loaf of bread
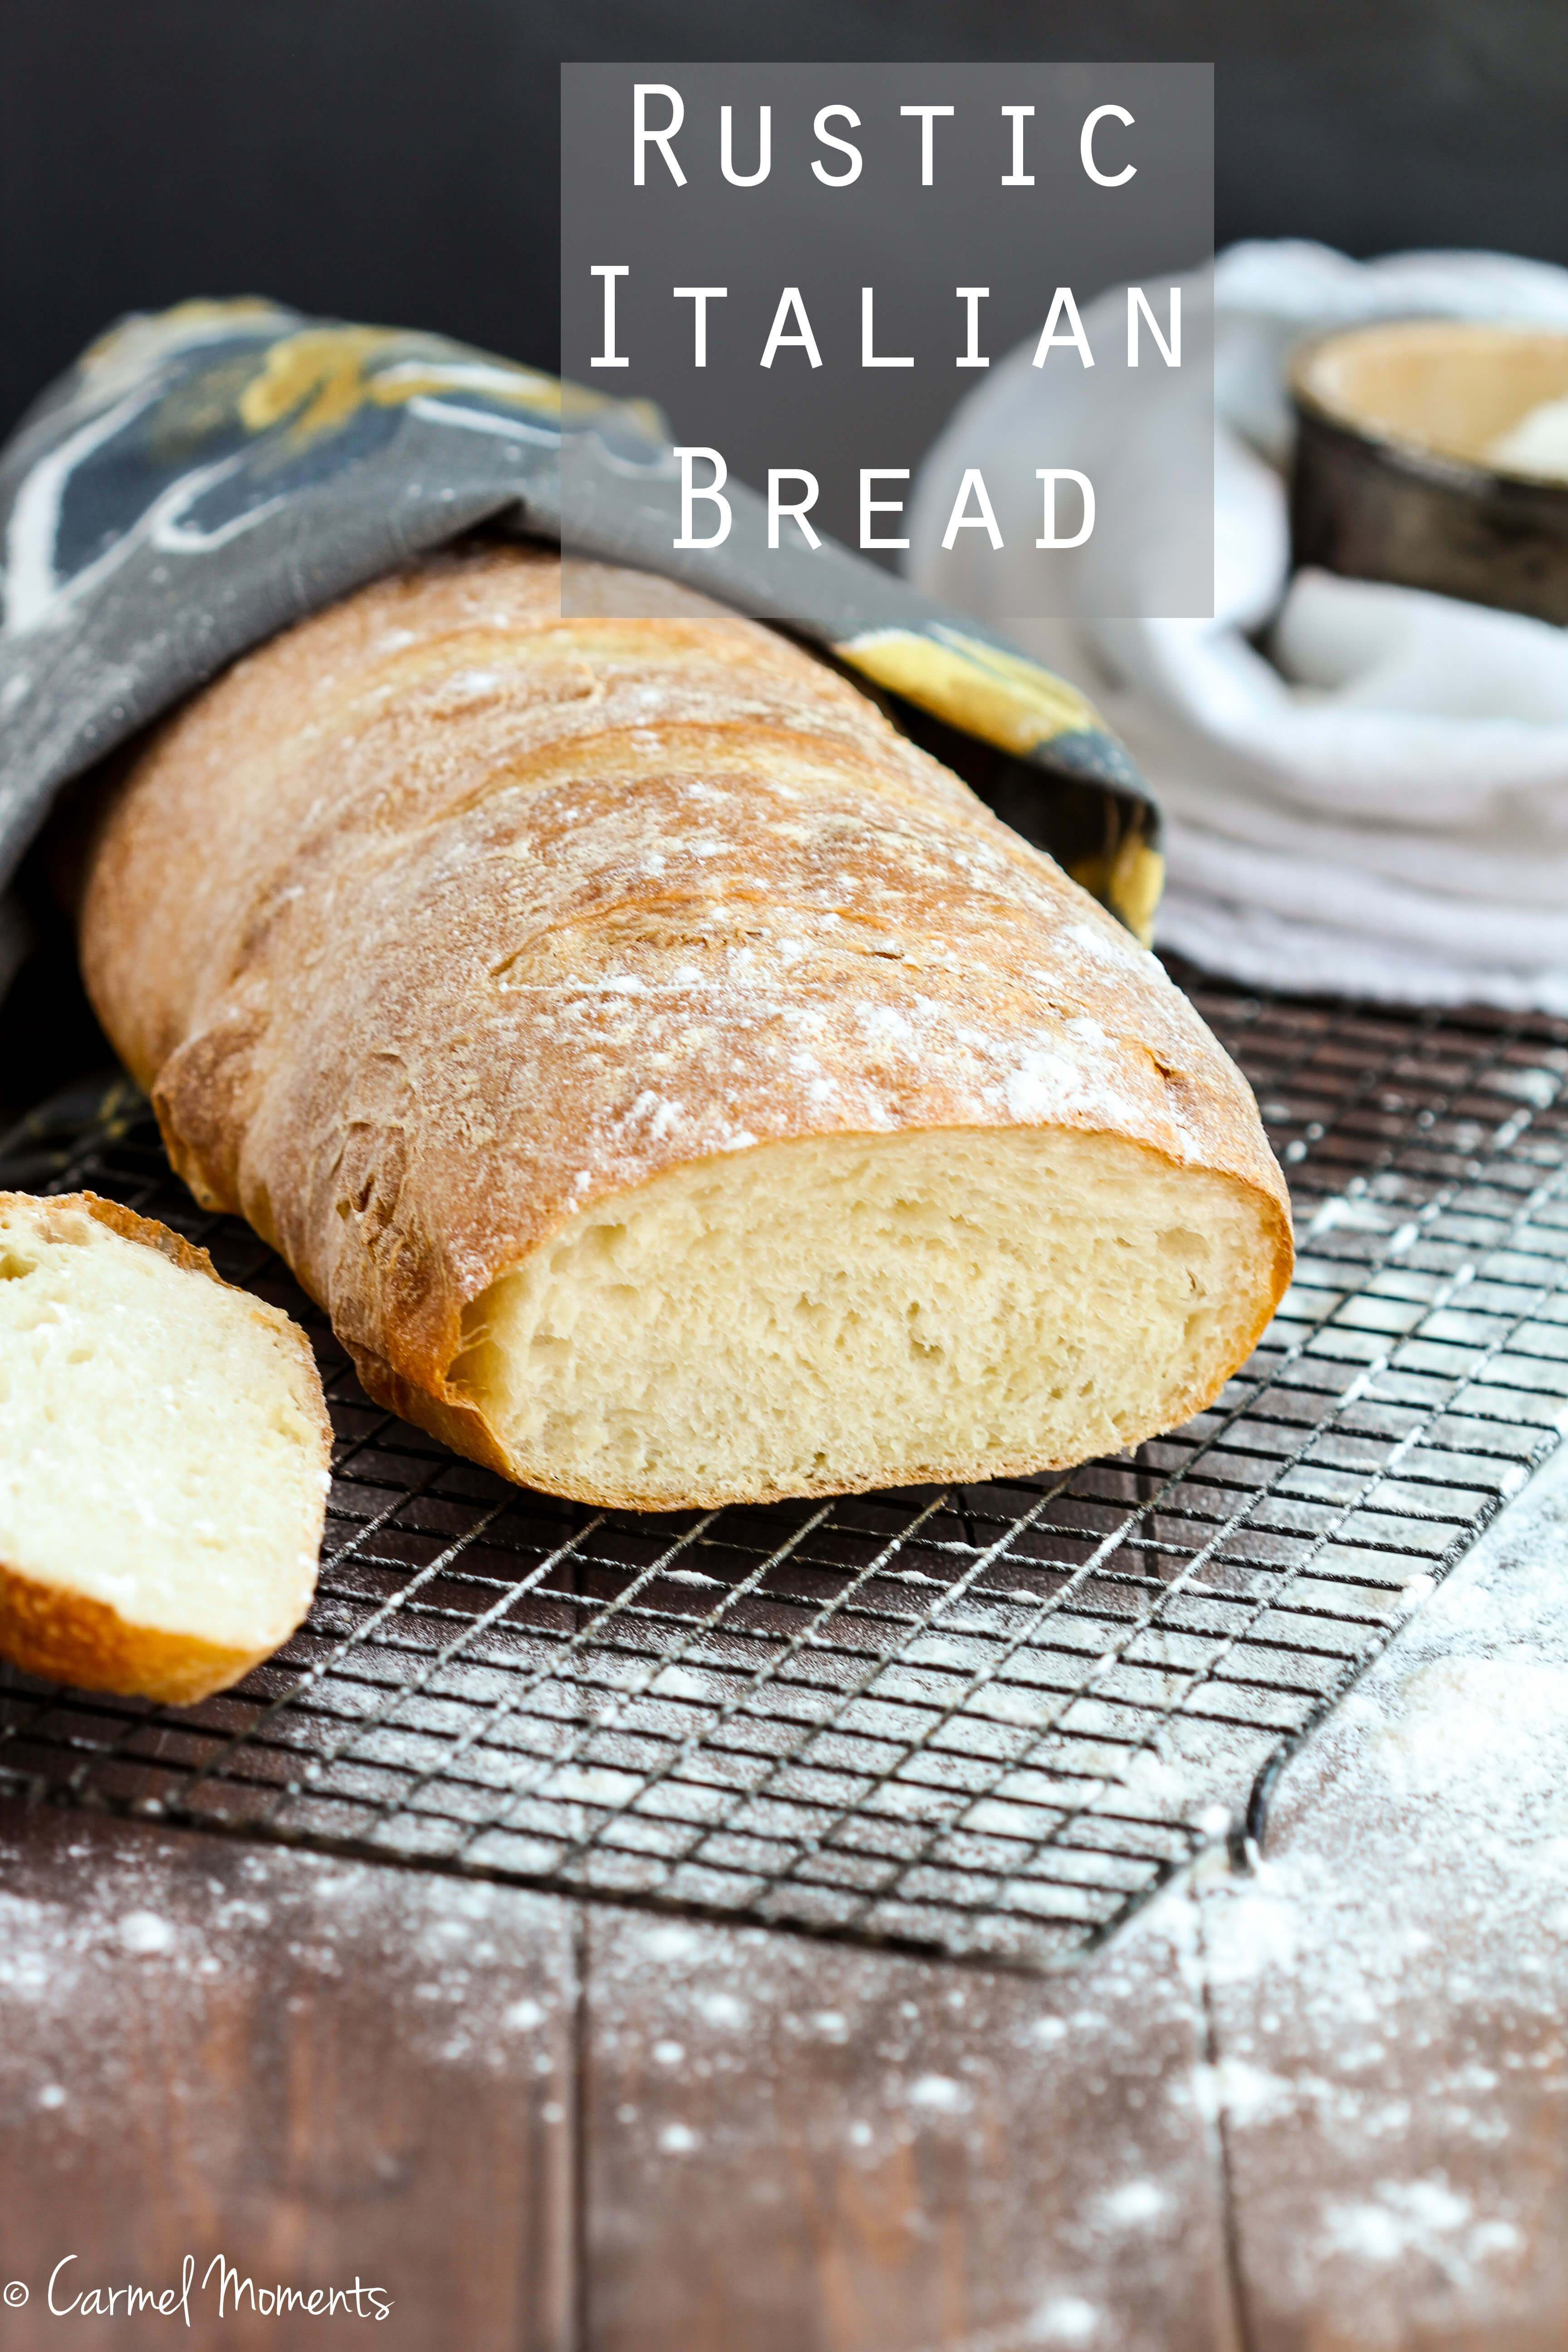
[79,546,1292,1510]
[0,1192,329,1702]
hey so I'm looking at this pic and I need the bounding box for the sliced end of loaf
[0,1192,331,1703]
[441,1127,1290,1510]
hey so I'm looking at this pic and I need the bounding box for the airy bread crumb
[0,1191,330,1702]
[453,1125,1280,1508]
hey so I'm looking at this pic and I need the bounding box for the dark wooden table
[4,1450,1568,2352]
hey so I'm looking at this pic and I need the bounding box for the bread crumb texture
[457,1127,1278,1507]
[0,1193,329,1701]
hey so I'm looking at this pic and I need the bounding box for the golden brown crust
[79,546,1293,1504]
[0,1188,220,1277]
[348,1341,518,1483]
[0,1557,264,1706]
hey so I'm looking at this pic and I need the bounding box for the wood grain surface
[0,1807,578,2351]
[579,1901,1240,2352]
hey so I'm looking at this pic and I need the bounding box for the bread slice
[0,1192,330,1703]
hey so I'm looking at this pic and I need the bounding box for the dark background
[1,0,1565,1118]
[3,0,1567,442]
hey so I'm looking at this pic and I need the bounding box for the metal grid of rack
[4,966,1568,1969]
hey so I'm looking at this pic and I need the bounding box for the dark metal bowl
[1289,321,1568,625]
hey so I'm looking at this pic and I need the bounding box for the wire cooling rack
[5,964,1568,1970]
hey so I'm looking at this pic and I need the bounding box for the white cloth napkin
[907,241,1568,1011]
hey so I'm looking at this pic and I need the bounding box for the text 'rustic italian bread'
[0,1192,329,1702]
[79,546,1292,1509]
